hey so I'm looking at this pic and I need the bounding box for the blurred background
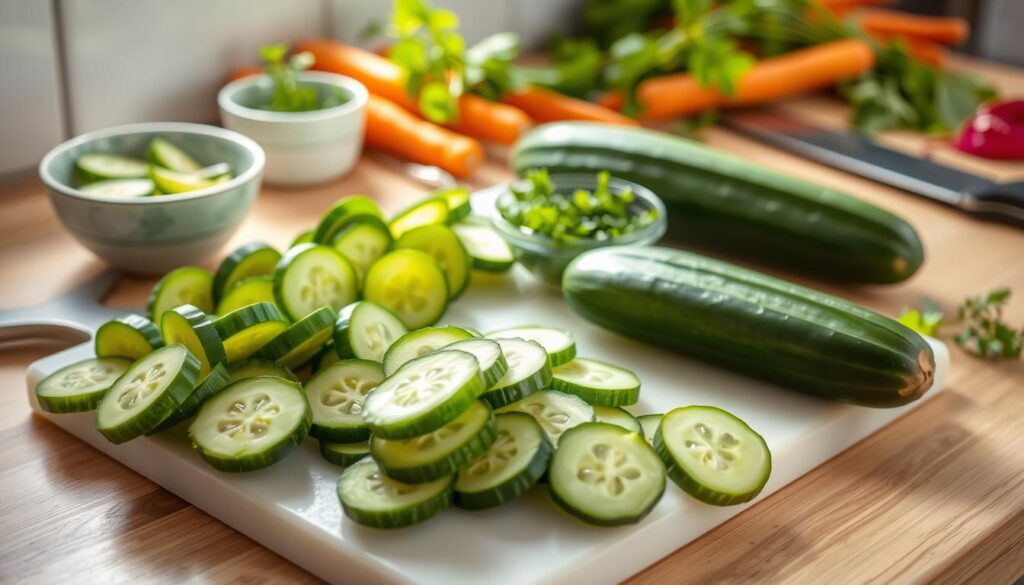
[1,0,1021,177]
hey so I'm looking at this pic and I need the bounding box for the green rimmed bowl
[39,123,265,274]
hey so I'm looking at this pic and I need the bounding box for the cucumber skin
[513,122,924,284]
[94,314,164,359]
[319,441,370,467]
[562,247,936,408]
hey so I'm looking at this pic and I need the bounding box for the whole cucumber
[562,246,935,407]
[513,122,924,284]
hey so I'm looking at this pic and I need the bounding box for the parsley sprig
[259,44,347,112]
[899,289,1023,360]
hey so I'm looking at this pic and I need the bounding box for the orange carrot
[501,86,638,126]
[364,95,484,178]
[600,39,875,121]
[859,9,968,46]
[818,0,892,18]
[296,39,531,145]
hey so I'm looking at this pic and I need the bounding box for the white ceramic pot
[218,71,367,186]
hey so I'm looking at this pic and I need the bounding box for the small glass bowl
[489,173,667,285]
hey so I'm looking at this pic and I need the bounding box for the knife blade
[724,110,1024,227]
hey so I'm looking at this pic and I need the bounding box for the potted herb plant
[218,44,368,186]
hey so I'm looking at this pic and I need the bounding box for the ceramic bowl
[39,122,264,275]
[218,71,368,186]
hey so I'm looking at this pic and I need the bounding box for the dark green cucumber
[513,122,924,284]
[562,246,935,407]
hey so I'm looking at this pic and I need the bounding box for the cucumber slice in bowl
[256,306,338,369]
[363,249,448,329]
[362,350,482,439]
[213,242,281,301]
[215,276,275,316]
[320,439,370,467]
[654,406,771,506]
[334,301,408,363]
[149,165,229,194]
[593,406,642,433]
[443,338,508,389]
[394,224,471,300]
[389,196,449,239]
[551,358,640,406]
[78,178,154,198]
[227,359,298,384]
[452,220,515,273]
[382,326,476,376]
[337,457,454,529]
[332,219,392,286]
[160,305,226,378]
[94,314,163,360]
[189,376,311,472]
[455,412,552,510]
[486,326,576,366]
[480,338,551,408]
[372,400,496,483]
[35,357,131,413]
[147,137,201,173]
[306,359,384,442]
[550,422,666,526]
[147,266,215,321]
[96,344,201,443]
[75,153,148,183]
[273,244,357,321]
[496,389,594,444]
[213,302,289,363]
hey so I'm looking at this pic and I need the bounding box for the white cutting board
[25,263,949,585]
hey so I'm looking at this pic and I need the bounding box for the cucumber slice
[372,400,496,483]
[382,326,476,376]
[636,414,662,444]
[333,300,408,363]
[149,165,229,194]
[551,358,641,406]
[78,178,155,198]
[213,242,282,300]
[313,195,385,244]
[485,326,576,366]
[654,406,771,506]
[362,350,482,440]
[35,357,131,413]
[75,153,148,183]
[452,220,515,272]
[454,412,552,510]
[96,344,201,443]
[549,422,666,526]
[496,389,594,444]
[227,359,298,384]
[480,338,551,408]
[273,244,357,321]
[389,196,449,239]
[363,249,448,329]
[291,229,314,247]
[331,219,393,286]
[147,266,214,321]
[215,276,275,316]
[147,362,231,434]
[316,343,341,372]
[305,358,384,442]
[593,406,642,434]
[160,304,226,378]
[255,306,338,369]
[438,187,471,224]
[394,224,471,300]
[213,302,289,362]
[337,457,453,529]
[320,439,370,467]
[443,338,508,389]
[189,376,311,472]
[148,137,201,173]
[94,314,163,360]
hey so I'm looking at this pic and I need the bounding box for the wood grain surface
[2,57,1023,584]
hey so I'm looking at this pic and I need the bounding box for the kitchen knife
[0,270,126,346]
[724,110,1024,227]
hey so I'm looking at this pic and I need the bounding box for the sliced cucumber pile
[389,196,449,239]
[636,413,663,443]
[306,359,384,442]
[363,249,448,329]
[455,412,552,510]
[496,389,594,444]
[382,326,476,376]
[320,439,370,467]
[274,244,357,321]
[551,358,640,406]
[148,362,231,434]
[443,338,507,389]
[213,242,281,301]
[215,276,274,316]
[313,195,385,244]
[337,457,454,529]
[486,326,576,366]
[148,266,215,321]
[228,359,298,384]
[394,224,471,300]
[256,306,338,369]
[480,338,551,408]
[213,302,289,363]
[333,301,408,363]
[438,187,471,223]
[160,304,226,378]
[36,357,131,413]
[332,220,392,286]
[94,314,163,360]
[593,406,642,434]
[451,218,515,273]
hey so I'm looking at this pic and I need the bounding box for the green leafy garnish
[898,297,944,337]
[499,170,658,242]
[898,289,1023,360]
[516,37,604,99]
[259,43,348,112]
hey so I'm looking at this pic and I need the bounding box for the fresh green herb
[516,37,604,99]
[259,43,348,113]
[898,289,1023,360]
[499,170,658,242]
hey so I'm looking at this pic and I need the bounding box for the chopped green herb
[259,43,348,112]
[499,170,658,242]
[898,290,1023,360]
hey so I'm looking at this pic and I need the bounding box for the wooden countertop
[2,57,1024,584]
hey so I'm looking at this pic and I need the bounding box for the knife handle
[968,182,1024,227]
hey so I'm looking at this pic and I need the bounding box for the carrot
[363,95,484,178]
[599,39,875,121]
[858,9,968,46]
[501,86,638,126]
[296,39,531,145]
[818,0,892,18]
